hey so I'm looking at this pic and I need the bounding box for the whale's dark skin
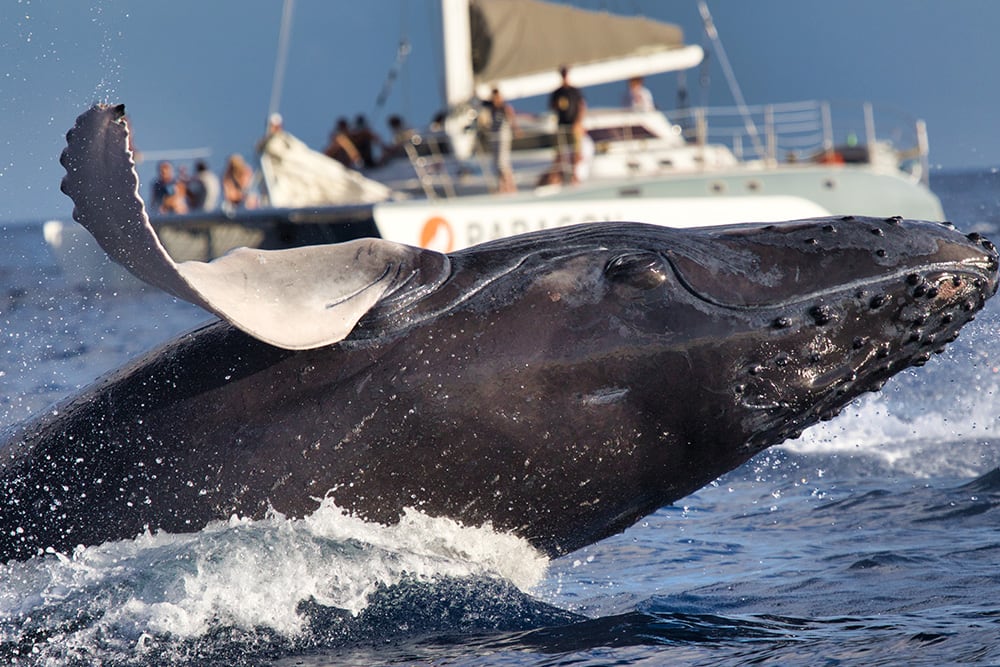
[0,105,996,563]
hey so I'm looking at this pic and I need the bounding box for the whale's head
[439,216,998,469]
[648,216,998,451]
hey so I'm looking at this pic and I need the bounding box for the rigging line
[268,0,296,119]
[373,39,413,114]
[697,1,765,159]
[430,1,445,111]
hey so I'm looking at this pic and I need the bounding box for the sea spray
[0,500,548,661]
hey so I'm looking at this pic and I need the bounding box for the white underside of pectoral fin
[177,240,435,350]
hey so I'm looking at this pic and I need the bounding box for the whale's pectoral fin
[60,103,196,301]
[59,103,451,350]
[175,240,450,349]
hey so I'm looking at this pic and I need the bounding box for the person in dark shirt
[324,118,363,168]
[382,115,417,163]
[350,115,383,169]
[548,65,586,184]
[185,160,220,211]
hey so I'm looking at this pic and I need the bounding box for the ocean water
[2,169,1000,665]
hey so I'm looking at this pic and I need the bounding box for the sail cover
[259,130,393,207]
[469,0,703,100]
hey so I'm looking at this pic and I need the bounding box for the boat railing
[403,131,459,199]
[669,100,931,184]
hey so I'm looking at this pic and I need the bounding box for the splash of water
[0,500,548,659]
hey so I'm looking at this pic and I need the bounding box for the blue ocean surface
[1,169,1000,665]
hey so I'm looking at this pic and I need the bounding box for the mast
[440,0,476,159]
[441,0,474,108]
[268,0,296,120]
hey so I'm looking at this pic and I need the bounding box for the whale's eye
[604,252,668,290]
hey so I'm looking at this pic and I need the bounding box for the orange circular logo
[419,216,455,252]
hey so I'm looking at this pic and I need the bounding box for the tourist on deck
[151,161,188,215]
[483,88,519,193]
[185,159,221,211]
[255,112,288,155]
[266,112,283,136]
[623,76,655,112]
[382,114,416,163]
[350,115,382,169]
[548,65,586,184]
[324,117,363,168]
[222,153,257,212]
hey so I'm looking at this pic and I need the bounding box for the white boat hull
[374,194,829,253]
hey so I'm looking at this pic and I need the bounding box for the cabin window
[587,126,657,143]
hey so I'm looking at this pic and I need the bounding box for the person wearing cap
[255,112,287,154]
[267,113,283,134]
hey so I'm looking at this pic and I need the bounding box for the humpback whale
[0,104,995,562]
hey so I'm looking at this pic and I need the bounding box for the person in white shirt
[623,76,654,112]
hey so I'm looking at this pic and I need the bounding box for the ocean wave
[0,501,550,664]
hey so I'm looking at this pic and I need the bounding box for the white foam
[784,376,1000,477]
[0,501,548,643]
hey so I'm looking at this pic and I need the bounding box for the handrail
[403,133,457,200]
[669,99,928,175]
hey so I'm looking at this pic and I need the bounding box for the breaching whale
[0,104,996,563]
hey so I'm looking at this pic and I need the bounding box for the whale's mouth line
[664,256,994,312]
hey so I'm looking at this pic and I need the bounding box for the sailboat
[46,0,944,278]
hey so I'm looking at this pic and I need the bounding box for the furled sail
[259,130,394,207]
[468,0,703,100]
